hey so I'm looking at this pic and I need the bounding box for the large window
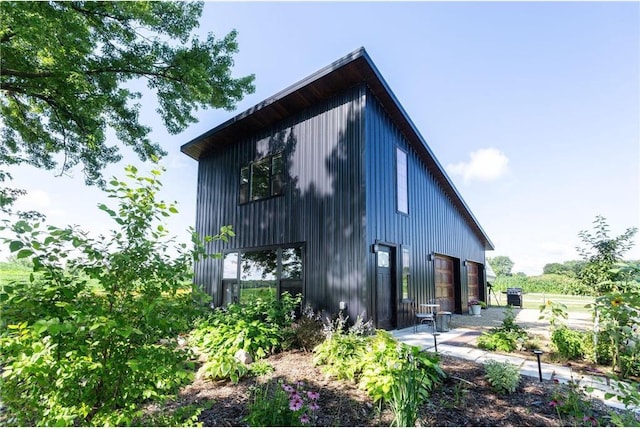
[222,245,303,305]
[396,148,408,214]
[240,153,284,204]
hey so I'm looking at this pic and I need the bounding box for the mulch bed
[169,350,617,427]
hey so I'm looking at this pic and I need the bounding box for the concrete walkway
[391,323,639,414]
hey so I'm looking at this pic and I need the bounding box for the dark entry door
[375,245,396,330]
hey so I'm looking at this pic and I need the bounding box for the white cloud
[447,148,509,183]
[14,189,65,217]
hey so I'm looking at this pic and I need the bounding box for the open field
[0,262,32,285]
[488,291,594,312]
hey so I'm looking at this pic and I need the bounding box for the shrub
[358,331,443,404]
[483,360,520,394]
[313,327,444,427]
[0,164,229,426]
[312,332,368,381]
[582,330,614,365]
[551,327,587,360]
[291,306,325,352]
[188,292,301,383]
[589,282,640,377]
[248,360,274,377]
[477,306,528,353]
[198,353,249,384]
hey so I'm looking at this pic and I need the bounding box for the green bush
[198,353,249,384]
[312,332,368,381]
[484,360,520,394]
[358,331,444,404]
[551,327,587,360]
[477,306,528,353]
[583,330,614,365]
[0,165,229,426]
[188,292,301,383]
[477,330,524,352]
[313,328,445,426]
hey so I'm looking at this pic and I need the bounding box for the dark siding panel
[365,89,486,328]
[194,86,368,319]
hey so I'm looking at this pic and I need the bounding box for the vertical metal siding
[194,85,368,319]
[364,89,486,328]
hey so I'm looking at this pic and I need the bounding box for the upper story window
[240,153,284,204]
[396,147,408,214]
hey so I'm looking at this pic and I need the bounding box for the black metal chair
[414,300,437,333]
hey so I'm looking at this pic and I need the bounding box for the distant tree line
[488,216,638,296]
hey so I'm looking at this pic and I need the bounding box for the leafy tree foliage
[0,1,255,186]
[0,163,233,426]
[487,255,514,277]
[542,260,586,277]
[576,215,638,294]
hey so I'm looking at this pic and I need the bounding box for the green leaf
[32,320,49,335]
[47,323,62,335]
[9,240,24,252]
[16,249,34,259]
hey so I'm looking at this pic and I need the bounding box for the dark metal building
[181,48,494,330]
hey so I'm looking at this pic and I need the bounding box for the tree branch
[1,66,183,83]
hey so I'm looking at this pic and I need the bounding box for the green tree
[577,215,638,294]
[543,262,567,275]
[1,1,255,186]
[487,256,514,277]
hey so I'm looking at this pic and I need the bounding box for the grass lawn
[0,262,32,286]
[489,292,594,312]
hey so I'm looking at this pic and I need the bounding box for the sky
[5,1,640,275]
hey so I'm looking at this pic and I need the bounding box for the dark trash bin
[436,311,452,332]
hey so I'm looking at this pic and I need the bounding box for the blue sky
[6,1,640,275]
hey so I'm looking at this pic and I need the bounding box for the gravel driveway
[449,306,593,338]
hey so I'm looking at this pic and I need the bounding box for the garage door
[435,255,455,312]
[467,262,479,303]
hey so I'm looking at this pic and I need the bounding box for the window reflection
[396,148,408,214]
[282,247,302,279]
[402,248,410,300]
[251,158,271,201]
[223,252,240,304]
[240,152,285,204]
[222,246,304,305]
[240,249,277,304]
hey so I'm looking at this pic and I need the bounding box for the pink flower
[282,384,295,393]
[583,416,598,426]
[300,413,310,424]
[289,397,303,411]
[290,392,301,401]
[309,402,320,411]
[549,400,558,407]
[307,391,320,401]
